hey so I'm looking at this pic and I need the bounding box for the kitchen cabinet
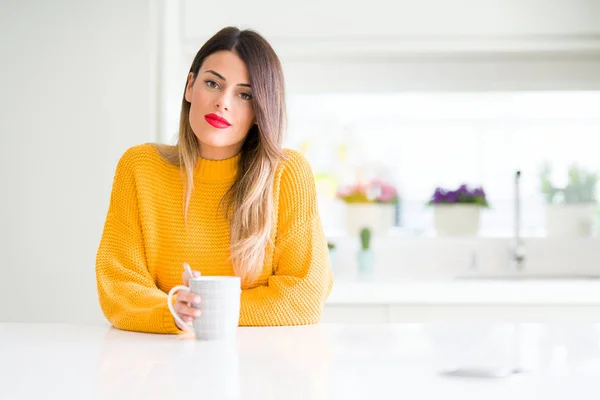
[181,0,600,58]
[323,281,600,323]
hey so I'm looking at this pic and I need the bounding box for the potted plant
[427,184,489,236]
[357,227,374,274]
[540,162,598,237]
[336,178,399,237]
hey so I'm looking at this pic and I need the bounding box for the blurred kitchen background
[158,0,600,283]
[1,0,600,323]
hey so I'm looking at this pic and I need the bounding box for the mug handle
[167,285,194,332]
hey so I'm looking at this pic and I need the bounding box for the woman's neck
[199,142,243,161]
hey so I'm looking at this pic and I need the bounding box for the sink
[455,274,600,281]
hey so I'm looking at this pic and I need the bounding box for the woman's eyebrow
[205,70,251,88]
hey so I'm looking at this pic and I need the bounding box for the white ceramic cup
[168,276,241,340]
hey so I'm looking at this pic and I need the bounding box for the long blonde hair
[155,27,287,285]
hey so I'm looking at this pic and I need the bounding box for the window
[285,92,600,237]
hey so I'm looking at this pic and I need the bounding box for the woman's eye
[205,80,219,89]
[240,92,253,100]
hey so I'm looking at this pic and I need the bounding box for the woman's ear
[184,72,195,103]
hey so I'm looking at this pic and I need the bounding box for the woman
[96,26,333,334]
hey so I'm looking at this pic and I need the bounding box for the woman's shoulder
[278,148,312,175]
[116,143,177,175]
[119,142,156,160]
[276,148,315,189]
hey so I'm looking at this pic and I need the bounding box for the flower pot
[357,249,374,274]
[345,203,395,237]
[433,204,481,236]
[546,203,597,237]
[328,248,337,270]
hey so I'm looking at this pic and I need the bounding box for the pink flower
[337,179,398,204]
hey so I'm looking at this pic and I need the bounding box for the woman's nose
[215,94,230,111]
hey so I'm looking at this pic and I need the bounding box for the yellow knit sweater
[96,144,333,334]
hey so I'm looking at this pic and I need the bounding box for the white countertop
[3,322,600,399]
[327,280,600,305]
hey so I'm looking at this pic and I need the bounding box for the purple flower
[428,184,489,207]
[432,187,444,203]
[446,191,458,203]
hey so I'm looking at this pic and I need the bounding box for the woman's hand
[173,269,202,331]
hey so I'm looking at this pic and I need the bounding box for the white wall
[0,0,159,323]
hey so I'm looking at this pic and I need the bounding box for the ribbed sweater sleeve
[96,148,179,334]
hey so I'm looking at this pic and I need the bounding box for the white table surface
[2,322,600,399]
[327,280,600,305]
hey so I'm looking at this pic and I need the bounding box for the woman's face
[185,50,255,160]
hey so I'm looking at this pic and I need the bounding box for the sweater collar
[194,152,241,181]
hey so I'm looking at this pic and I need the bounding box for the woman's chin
[194,132,229,146]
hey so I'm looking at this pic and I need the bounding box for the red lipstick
[204,113,231,129]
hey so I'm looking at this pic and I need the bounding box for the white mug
[168,276,241,340]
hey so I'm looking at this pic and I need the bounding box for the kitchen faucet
[510,170,526,271]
